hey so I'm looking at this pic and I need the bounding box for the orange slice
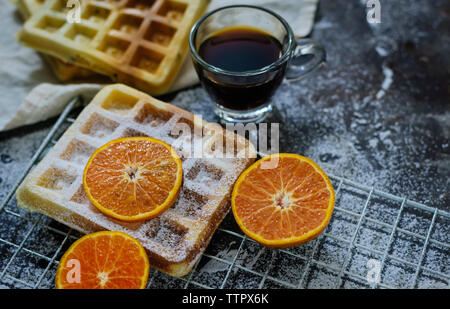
[231,153,335,248]
[55,231,150,289]
[83,137,182,222]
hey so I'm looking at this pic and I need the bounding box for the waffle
[16,0,95,81]
[18,0,208,95]
[16,84,256,277]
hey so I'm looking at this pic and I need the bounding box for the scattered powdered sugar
[375,63,394,99]
[375,46,389,57]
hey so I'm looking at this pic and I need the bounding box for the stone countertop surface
[0,0,449,211]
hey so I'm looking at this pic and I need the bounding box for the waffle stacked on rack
[16,84,256,277]
[17,0,207,93]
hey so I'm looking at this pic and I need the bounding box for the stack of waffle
[16,0,207,94]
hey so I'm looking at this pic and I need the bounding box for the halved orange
[55,231,150,289]
[231,153,335,248]
[83,137,182,222]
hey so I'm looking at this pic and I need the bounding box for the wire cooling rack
[0,97,448,289]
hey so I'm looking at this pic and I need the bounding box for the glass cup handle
[285,38,326,82]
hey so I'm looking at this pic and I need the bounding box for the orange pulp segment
[55,231,150,289]
[231,153,335,248]
[83,137,182,222]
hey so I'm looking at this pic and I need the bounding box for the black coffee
[197,27,284,111]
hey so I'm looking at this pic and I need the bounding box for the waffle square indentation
[35,15,65,33]
[65,24,97,44]
[171,188,208,219]
[144,21,176,47]
[97,35,131,60]
[131,46,164,73]
[101,88,140,112]
[60,139,96,165]
[51,0,70,14]
[185,162,225,193]
[125,0,155,11]
[82,4,111,23]
[145,217,187,248]
[112,13,143,35]
[37,167,76,191]
[70,185,90,205]
[121,128,149,138]
[134,102,172,126]
[81,113,119,138]
[157,0,187,22]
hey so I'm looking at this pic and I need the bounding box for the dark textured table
[1,0,449,212]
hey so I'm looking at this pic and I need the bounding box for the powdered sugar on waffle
[15,84,255,276]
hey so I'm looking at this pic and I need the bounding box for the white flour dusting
[376,63,394,99]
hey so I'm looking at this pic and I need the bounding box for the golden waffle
[15,0,95,81]
[18,0,208,94]
[17,84,256,277]
[15,0,42,19]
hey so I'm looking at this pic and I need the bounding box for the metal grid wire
[0,97,448,289]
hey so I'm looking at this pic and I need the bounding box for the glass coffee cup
[189,5,326,123]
